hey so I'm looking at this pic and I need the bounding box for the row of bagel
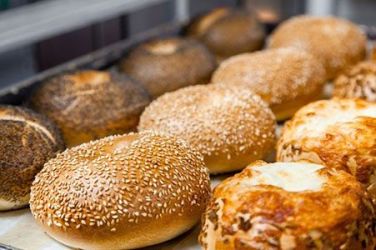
[1,7,376,250]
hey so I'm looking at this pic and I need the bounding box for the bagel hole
[70,71,111,85]
[146,41,180,55]
[198,8,230,34]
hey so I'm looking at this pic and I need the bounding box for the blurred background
[0,0,375,89]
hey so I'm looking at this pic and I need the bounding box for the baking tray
[0,21,184,105]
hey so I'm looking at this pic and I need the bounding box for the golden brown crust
[372,46,376,61]
[269,15,367,79]
[0,105,64,211]
[277,99,376,198]
[28,70,151,147]
[333,61,376,102]
[212,48,326,121]
[30,131,210,250]
[138,84,276,174]
[119,38,216,98]
[186,7,265,61]
[199,161,376,250]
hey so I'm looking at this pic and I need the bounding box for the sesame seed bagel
[28,70,151,147]
[119,37,216,98]
[199,161,376,250]
[186,7,265,61]
[138,84,276,174]
[269,15,367,79]
[277,99,376,200]
[30,132,210,250]
[334,61,376,102]
[212,48,326,121]
[0,105,64,211]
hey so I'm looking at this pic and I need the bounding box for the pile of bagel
[1,7,376,250]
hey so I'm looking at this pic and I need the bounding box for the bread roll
[186,7,265,61]
[200,161,376,250]
[30,132,210,250]
[269,15,366,79]
[0,105,64,211]
[139,84,276,174]
[119,38,216,98]
[212,48,326,120]
[334,61,376,102]
[28,70,151,147]
[277,99,376,199]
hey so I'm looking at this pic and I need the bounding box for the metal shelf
[0,0,169,53]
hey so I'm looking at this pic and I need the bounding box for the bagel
[277,98,376,199]
[199,161,376,250]
[138,84,276,174]
[0,105,64,211]
[187,7,265,61]
[119,38,216,98]
[30,132,210,249]
[212,48,326,120]
[333,61,376,102]
[269,15,366,79]
[28,70,151,147]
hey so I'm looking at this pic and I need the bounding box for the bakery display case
[0,0,375,249]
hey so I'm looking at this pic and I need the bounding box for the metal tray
[0,21,184,105]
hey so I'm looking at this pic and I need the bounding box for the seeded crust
[212,48,326,121]
[277,99,376,201]
[30,131,210,250]
[28,70,151,147]
[138,84,276,174]
[0,105,64,211]
[199,161,376,250]
[333,61,376,102]
[186,7,265,61]
[269,15,366,79]
[119,37,216,98]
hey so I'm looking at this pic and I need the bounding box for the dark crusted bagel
[186,7,265,61]
[119,37,216,98]
[0,105,64,211]
[28,70,151,147]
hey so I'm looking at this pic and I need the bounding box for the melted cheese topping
[247,162,326,192]
[294,105,376,138]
